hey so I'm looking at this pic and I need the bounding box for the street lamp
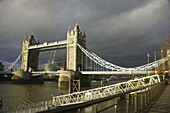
[147,53,150,75]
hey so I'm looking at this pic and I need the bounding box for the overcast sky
[0,0,170,69]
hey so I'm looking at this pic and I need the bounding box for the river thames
[0,77,127,113]
[0,81,69,112]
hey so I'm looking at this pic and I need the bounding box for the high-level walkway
[147,84,170,113]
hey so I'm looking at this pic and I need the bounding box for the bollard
[147,88,150,103]
[144,89,147,105]
[150,87,153,100]
[134,92,137,113]
[140,90,143,110]
[114,97,118,113]
[94,103,98,113]
[0,98,2,108]
[131,94,134,105]
[29,108,31,113]
[23,109,26,113]
[126,94,130,113]
[35,107,37,112]
[152,86,154,98]
[45,101,47,106]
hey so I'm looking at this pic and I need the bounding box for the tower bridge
[2,22,170,88]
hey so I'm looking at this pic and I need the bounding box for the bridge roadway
[1,70,168,76]
[28,40,67,51]
[31,70,156,75]
[80,71,156,75]
[0,71,13,75]
[31,70,169,76]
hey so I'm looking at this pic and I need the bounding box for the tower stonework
[21,33,39,72]
[66,23,86,71]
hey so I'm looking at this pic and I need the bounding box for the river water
[0,81,69,112]
[0,78,129,113]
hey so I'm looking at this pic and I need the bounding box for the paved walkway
[147,85,170,113]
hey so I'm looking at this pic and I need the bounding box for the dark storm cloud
[0,0,170,68]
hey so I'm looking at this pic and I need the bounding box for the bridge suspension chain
[5,52,22,72]
[134,56,169,71]
[78,44,170,72]
[77,44,129,71]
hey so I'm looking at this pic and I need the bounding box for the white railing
[52,75,160,106]
[31,71,60,76]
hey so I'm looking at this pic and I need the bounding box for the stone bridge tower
[67,23,86,71]
[58,23,87,89]
[21,33,39,72]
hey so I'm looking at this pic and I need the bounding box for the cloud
[0,0,170,68]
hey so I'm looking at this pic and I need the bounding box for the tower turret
[74,22,80,36]
[21,33,39,72]
[67,23,86,71]
[67,26,71,36]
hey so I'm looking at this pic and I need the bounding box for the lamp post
[154,50,157,74]
[147,53,150,75]
[161,49,165,79]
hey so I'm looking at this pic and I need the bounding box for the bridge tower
[21,33,39,72]
[58,23,87,90]
[67,22,86,71]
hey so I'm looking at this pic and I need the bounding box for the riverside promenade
[147,84,170,113]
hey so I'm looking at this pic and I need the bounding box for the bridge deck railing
[47,76,165,113]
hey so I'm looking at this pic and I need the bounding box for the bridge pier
[58,70,90,92]
[58,70,80,92]
[11,69,43,83]
[12,69,30,80]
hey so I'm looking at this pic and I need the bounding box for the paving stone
[147,85,170,113]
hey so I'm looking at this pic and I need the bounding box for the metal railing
[52,75,160,106]
[4,75,165,113]
[96,80,166,113]
[4,100,53,113]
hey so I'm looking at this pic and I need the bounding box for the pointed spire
[74,22,79,32]
[67,26,70,34]
[31,32,34,37]
[83,30,86,37]
[76,21,78,26]
[24,36,26,41]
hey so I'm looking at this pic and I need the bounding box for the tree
[161,36,170,57]
[159,35,170,78]
[0,62,4,71]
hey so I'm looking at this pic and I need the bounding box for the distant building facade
[56,59,65,70]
